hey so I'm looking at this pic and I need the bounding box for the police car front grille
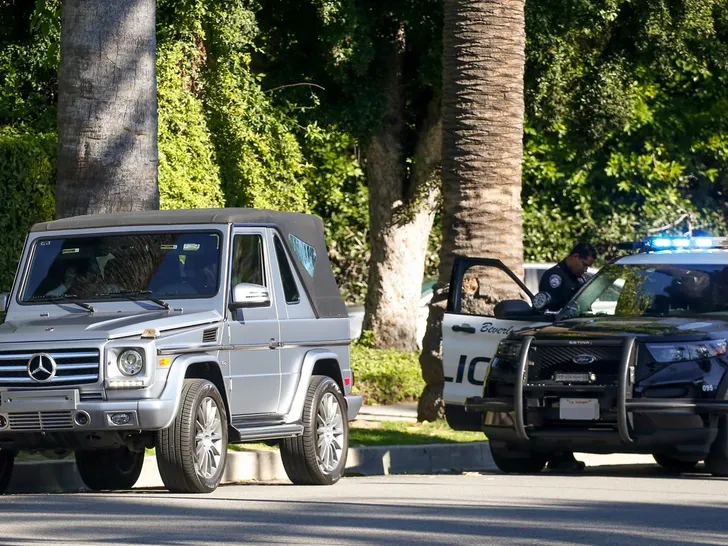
[0,349,100,388]
[527,345,622,385]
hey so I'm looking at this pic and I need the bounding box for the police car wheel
[489,442,548,474]
[652,454,699,474]
[705,416,728,477]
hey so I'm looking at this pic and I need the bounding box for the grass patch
[349,420,485,446]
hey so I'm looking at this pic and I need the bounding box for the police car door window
[459,265,531,316]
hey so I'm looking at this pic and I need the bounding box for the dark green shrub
[350,344,425,405]
[0,128,56,291]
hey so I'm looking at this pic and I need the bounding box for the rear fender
[283,349,342,423]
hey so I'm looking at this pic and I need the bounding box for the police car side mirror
[494,300,534,320]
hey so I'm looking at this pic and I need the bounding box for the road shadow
[0,478,727,545]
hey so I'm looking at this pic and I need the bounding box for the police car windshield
[570,263,728,318]
[20,231,222,304]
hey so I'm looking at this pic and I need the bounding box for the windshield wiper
[29,294,95,313]
[96,290,170,310]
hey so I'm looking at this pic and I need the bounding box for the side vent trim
[202,328,218,343]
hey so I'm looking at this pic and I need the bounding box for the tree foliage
[522,0,728,263]
[1,0,728,298]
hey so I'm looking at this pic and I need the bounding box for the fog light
[110,413,132,426]
[74,411,90,426]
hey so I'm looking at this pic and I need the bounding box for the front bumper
[466,335,728,455]
[0,388,176,434]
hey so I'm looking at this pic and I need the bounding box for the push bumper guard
[465,336,728,444]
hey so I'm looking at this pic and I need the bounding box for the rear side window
[274,235,300,305]
[289,234,317,276]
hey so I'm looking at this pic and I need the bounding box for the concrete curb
[7,442,495,494]
[6,443,657,494]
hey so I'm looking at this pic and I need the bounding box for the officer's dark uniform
[538,259,589,472]
[538,260,586,312]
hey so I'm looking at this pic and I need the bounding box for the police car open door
[442,257,550,431]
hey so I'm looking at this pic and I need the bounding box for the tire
[0,450,15,494]
[75,447,144,491]
[489,442,548,474]
[155,378,228,494]
[280,375,348,485]
[706,415,728,477]
[653,454,699,474]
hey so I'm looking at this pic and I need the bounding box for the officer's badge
[549,274,562,288]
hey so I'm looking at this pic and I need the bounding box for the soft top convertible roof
[30,208,347,319]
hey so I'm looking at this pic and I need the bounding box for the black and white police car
[442,236,728,476]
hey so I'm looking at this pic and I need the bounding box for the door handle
[452,324,476,334]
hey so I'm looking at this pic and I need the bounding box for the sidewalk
[356,402,418,422]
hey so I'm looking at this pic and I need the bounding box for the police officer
[536,241,597,472]
[536,242,597,313]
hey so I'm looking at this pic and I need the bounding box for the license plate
[559,398,599,420]
[1,389,78,412]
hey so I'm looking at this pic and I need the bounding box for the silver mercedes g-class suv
[0,208,361,493]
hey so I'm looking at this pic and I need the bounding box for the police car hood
[516,316,728,342]
[0,309,222,343]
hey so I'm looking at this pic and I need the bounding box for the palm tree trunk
[56,0,159,219]
[418,0,526,421]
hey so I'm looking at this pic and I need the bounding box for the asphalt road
[0,465,726,546]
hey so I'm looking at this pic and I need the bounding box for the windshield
[568,262,728,318]
[20,231,222,303]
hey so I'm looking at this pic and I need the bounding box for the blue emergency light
[617,236,728,252]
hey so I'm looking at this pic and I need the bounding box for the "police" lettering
[445,355,491,386]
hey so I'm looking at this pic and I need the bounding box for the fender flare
[154,353,227,430]
[283,349,341,423]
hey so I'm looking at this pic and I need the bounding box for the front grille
[8,411,73,431]
[528,344,623,385]
[0,348,100,388]
[79,392,104,402]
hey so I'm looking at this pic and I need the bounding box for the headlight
[646,339,727,363]
[496,341,522,359]
[118,349,145,376]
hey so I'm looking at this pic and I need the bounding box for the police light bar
[618,236,728,252]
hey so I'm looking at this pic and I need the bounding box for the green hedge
[0,128,56,292]
[350,345,424,405]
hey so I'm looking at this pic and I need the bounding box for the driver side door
[442,258,550,429]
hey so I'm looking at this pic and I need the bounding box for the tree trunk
[418,0,526,421]
[56,0,159,219]
[363,32,442,351]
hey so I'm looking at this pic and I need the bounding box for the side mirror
[494,299,536,320]
[0,293,8,312]
[229,283,270,309]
